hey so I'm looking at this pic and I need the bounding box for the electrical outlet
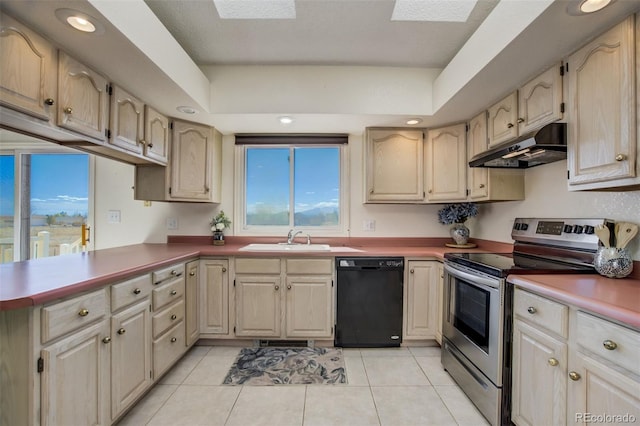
[166,217,178,230]
[107,210,121,224]
[362,219,375,231]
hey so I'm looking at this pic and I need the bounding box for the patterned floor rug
[223,347,347,385]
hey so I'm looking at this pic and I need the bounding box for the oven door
[443,262,504,386]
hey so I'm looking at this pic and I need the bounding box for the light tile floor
[117,345,489,426]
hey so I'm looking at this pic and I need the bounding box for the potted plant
[211,210,231,245]
[437,203,479,247]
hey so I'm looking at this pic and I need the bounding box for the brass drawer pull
[171,314,177,320]
[117,328,126,335]
[170,290,177,296]
[222,267,227,272]
[527,306,537,314]
[602,340,617,351]
[170,337,177,343]
[615,154,626,162]
[133,288,141,295]
[287,285,292,290]
[548,358,559,367]
[507,122,514,128]
[569,371,581,381]
[410,269,414,273]
[44,98,55,106]
[189,271,196,276]
[275,285,280,291]
[102,336,111,344]
[64,107,73,114]
[78,308,89,317]
[171,270,178,276]
[517,117,525,124]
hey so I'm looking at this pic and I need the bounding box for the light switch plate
[362,219,375,231]
[166,217,178,230]
[107,210,121,224]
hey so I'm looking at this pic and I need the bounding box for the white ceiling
[1,0,639,135]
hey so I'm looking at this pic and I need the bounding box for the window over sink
[234,135,349,236]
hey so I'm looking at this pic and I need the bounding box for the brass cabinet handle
[569,371,581,381]
[615,154,626,161]
[428,189,433,194]
[479,184,485,188]
[171,270,178,276]
[44,98,55,106]
[170,290,177,296]
[102,336,111,344]
[275,285,280,291]
[410,269,415,273]
[287,285,292,290]
[369,189,374,194]
[602,340,618,350]
[171,314,177,320]
[147,142,154,148]
[205,186,210,193]
[117,328,126,335]
[78,308,89,317]
[527,306,537,314]
[222,267,227,272]
[517,118,525,124]
[189,271,196,276]
[64,107,73,114]
[507,122,514,128]
[139,139,146,146]
[133,288,141,295]
[170,337,177,343]
[548,358,559,367]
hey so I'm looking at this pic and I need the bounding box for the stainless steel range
[442,218,612,426]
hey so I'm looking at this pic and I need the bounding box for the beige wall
[94,135,640,260]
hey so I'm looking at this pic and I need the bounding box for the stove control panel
[512,218,614,250]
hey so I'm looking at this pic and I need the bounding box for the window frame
[234,143,350,237]
[0,141,95,262]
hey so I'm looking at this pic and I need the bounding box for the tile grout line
[301,385,307,426]
[143,383,181,426]
[222,384,244,425]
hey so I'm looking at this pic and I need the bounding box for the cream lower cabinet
[199,259,230,337]
[512,288,640,426]
[185,260,200,345]
[425,123,467,202]
[403,260,439,340]
[234,257,333,340]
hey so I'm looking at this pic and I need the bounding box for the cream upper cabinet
[467,112,525,202]
[488,64,563,148]
[425,123,467,202]
[488,92,519,147]
[0,13,57,122]
[567,15,638,190]
[185,260,200,346]
[365,128,424,203]
[404,260,438,340]
[108,85,145,156]
[143,105,169,165]
[199,259,229,336]
[57,51,109,142]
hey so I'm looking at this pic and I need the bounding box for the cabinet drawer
[41,289,108,343]
[152,278,184,310]
[153,321,185,379]
[236,258,281,274]
[286,258,332,275]
[514,289,568,338]
[152,263,185,285]
[576,311,640,375]
[153,300,185,339]
[111,274,152,312]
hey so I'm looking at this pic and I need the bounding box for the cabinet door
[426,123,467,202]
[285,276,332,338]
[57,51,109,141]
[435,264,444,346]
[467,112,489,199]
[199,260,229,335]
[567,16,636,186]
[235,275,281,337]
[0,14,57,122]
[111,300,152,420]
[109,85,144,155]
[488,92,518,147]
[40,319,110,426]
[144,105,169,165]
[169,120,215,201]
[512,319,567,426]
[185,260,200,345]
[404,261,438,339]
[365,129,424,202]
[518,64,563,135]
[567,351,640,425]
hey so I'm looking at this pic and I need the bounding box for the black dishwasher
[334,257,404,347]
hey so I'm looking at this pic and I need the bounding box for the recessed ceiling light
[406,118,423,125]
[566,0,614,15]
[279,116,294,124]
[55,9,105,35]
[392,0,478,22]
[213,0,296,19]
[176,106,197,114]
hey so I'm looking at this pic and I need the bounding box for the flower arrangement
[437,203,479,225]
[211,210,231,233]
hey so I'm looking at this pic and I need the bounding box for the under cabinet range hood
[469,122,567,168]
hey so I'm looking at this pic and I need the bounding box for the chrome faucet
[287,229,303,244]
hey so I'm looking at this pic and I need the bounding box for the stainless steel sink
[239,243,331,252]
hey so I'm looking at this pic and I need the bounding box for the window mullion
[289,147,295,228]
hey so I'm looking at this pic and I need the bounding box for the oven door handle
[444,263,500,290]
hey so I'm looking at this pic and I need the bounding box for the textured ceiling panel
[213,0,296,19]
[392,0,478,22]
